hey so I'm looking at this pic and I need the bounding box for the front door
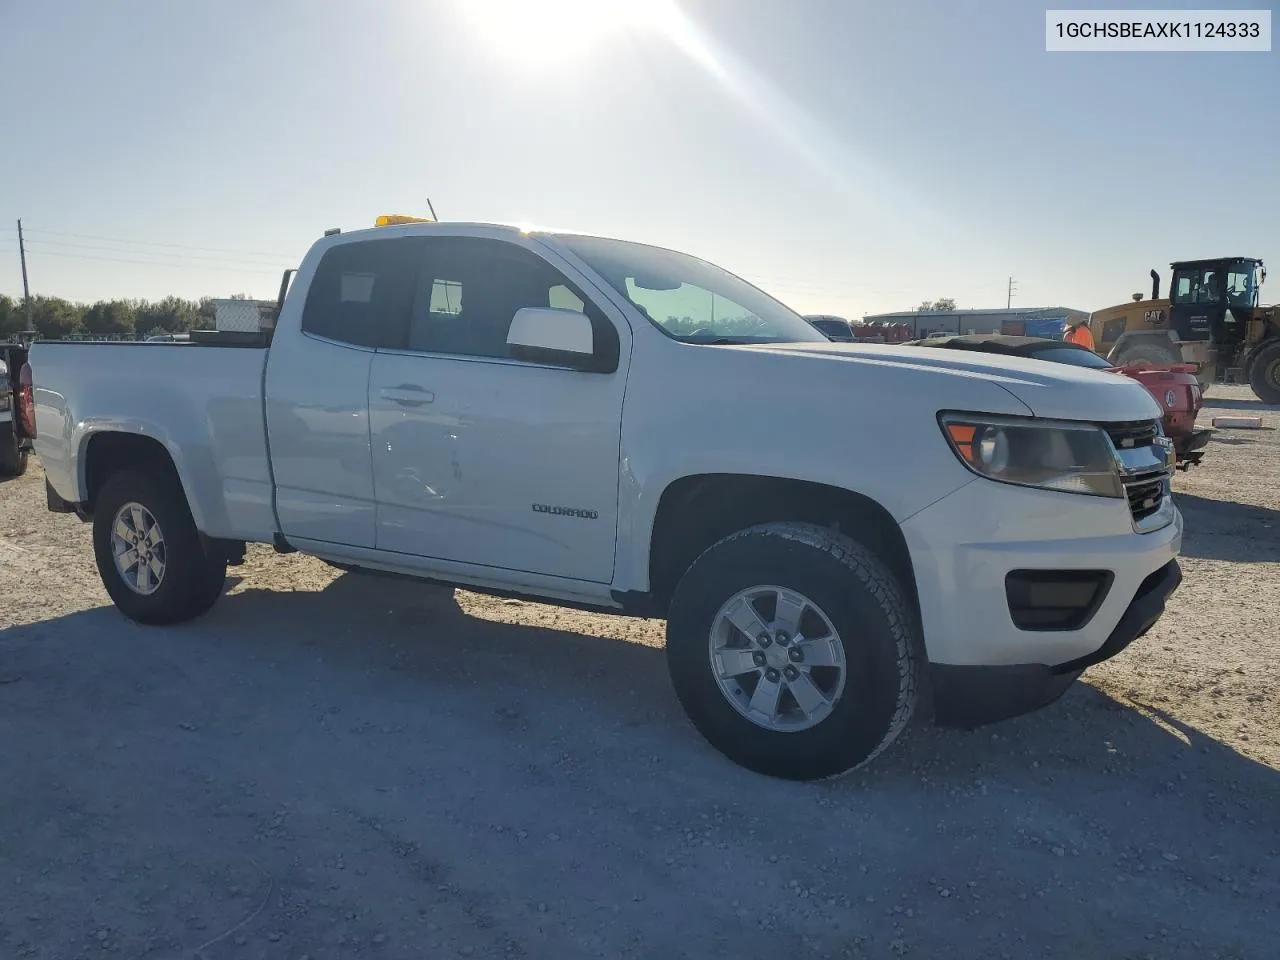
[368,234,629,583]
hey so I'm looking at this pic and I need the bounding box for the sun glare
[452,0,679,65]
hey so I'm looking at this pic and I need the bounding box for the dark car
[908,333,1118,369]
[804,315,856,342]
[0,350,32,477]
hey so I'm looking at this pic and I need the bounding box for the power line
[24,238,288,269]
[21,249,284,275]
[20,227,294,261]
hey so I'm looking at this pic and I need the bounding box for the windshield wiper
[683,335,762,345]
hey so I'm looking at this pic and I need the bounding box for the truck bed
[30,339,278,541]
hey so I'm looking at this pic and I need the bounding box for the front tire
[92,469,225,625]
[665,522,920,781]
[1248,341,1280,404]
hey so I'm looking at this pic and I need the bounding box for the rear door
[367,234,629,582]
[265,238,418,548]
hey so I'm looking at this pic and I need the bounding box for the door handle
[380,384,434,407]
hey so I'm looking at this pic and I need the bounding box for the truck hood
[735,341,1163,423]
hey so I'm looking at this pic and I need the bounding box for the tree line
[0,293,252,341]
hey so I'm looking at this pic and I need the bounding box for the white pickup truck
[27,220,1183,780]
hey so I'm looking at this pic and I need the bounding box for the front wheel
[1248,341,1280,404]
[665,522,921,781]
[92,469,226,625]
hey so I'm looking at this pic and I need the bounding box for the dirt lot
[1,385,1277,960]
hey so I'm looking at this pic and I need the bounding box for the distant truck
[25,218,1182,780]
[1088,258,1279,402]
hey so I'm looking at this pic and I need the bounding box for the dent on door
[370,356,622,582]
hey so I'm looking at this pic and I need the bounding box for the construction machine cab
[1164,257,1264,349]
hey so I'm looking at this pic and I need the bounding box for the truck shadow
[1175,493,1280,563]
[2,570,1276,955]
[6,570,1275,804]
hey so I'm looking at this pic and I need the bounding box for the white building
[862,306,1090,339]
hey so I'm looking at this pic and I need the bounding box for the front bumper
[901,477,1181,668]
[930,559,1182,726]
[899,475,1182,725]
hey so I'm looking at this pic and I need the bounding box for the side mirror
[507,307,596,369]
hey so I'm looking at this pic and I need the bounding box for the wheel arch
[78,429,204,529]
[640,473,919,620]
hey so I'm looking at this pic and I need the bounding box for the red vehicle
[1112,361,1208,465]
[908,335,1210,467]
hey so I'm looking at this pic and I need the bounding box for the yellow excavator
[1087,257,1280,403]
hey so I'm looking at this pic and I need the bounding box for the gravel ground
[1,384,1277,960]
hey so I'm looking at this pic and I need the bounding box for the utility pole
[1006,276,1018,309]
[17,219,34,333]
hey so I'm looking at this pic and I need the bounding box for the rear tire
[1247,341,1280,404]
[0,423,28,477]
[92,469,225,625]
[665,522,920,781]
[1113,340,1181,366]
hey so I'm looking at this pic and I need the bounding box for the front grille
[1124,469,1168,522]
[1103,419,1159,450]
[1100,418,1168,523]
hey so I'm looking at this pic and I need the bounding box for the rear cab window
[300,238,422,348]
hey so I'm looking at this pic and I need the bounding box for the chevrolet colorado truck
[26,220,1183,780]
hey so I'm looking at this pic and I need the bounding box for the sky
[0,0,1276,319]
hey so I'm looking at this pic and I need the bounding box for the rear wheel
[0,423,28,477]
[665,522,920,781]
[1113,339,1181,366]
[1248,341,1280,404]
[92,469,226,625]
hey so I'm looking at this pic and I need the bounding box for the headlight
[939,413,1123,498]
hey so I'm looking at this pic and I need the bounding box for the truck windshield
[558,235,826,344]
[1225,263,1259,308]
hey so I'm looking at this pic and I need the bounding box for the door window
[388,237,618,369]
[1225,264,1258,308]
